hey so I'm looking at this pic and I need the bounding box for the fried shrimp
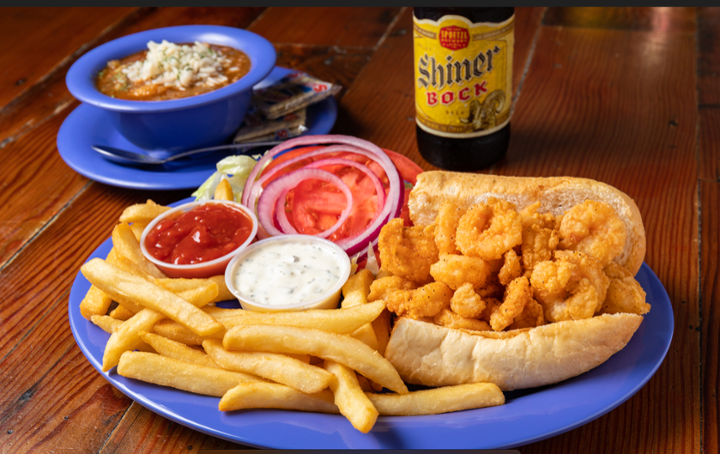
[498,249,523,286]
[385,282,453,319]
[435,201,464,255]
[367,275,418,302]
[520,202,560,275]
[455,198,523,261]
[434,308,491,331]
[479,297,502,323]
[379,218,439,284]
[509,298,546,330]
[600,262,650,315]
[559,200,627,267]
[450,283,486,318]
[430,254,493,290]
[530,250,610,322]
[490,276,533,331]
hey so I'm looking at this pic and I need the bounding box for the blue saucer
[57,67,338,191]
[68,205,674,449]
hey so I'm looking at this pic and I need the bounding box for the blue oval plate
[57,67,337,191]
[68,217,673,449]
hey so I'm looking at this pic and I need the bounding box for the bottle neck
[413,7,514,24]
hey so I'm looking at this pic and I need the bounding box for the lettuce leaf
[191,155,258,203]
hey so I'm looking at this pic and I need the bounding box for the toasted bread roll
[385,314,643,391]
[384,171,649,391]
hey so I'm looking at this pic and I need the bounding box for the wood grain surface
[702,182,720,454]
[0,6,716,453]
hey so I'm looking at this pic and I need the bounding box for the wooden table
[0,7,715,453]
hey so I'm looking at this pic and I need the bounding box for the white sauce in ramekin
[232,238,345,306]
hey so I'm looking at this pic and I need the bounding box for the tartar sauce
[232,238,346,306]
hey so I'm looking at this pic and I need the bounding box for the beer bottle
[413,7,514,170]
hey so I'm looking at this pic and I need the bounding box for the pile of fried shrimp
[371,198,651,332]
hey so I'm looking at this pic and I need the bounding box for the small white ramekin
[140,200,258,279]
[225,234,351,312]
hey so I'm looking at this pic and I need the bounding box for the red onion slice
[257,168,353,240]
[243,135,402,256]
[246,144,387,215]
[274,188,297,234]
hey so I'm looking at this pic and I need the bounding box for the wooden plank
[274,44,373,101]
[0,317,132,454]
[0,7,266,151]
[0,185,185,453]
[333,7,545,171]
[97,404,247,454]
[0,8,135,110]
[499,25,700,453]
[513,7,546,95]
[251,7,401,47]
[544,7,696,33]
[701,181,720,454]
[0,112,89,268]
[698,7,720,180]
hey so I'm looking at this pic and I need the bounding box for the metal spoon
[91,141,283,166]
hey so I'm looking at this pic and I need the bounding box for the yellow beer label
[414,14,514,138]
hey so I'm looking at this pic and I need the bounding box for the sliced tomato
[382,148,424,185]
[257,145,422,242]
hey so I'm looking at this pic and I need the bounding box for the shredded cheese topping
[122,40,232,91]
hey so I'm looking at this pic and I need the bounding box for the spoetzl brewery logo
[413,14,514,138]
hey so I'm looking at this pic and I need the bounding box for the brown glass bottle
[413,7,514,171]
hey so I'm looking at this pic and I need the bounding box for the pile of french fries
[80,197,505,434]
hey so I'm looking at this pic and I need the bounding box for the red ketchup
[145,203,254,265]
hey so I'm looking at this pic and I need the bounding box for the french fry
[214,178,234,201]
[219,383,339,413]
[325,360,378,433]
[355,375,374,393]
[341,269,378,349]
[102,308,163,371]
[208,275,234,303]
[91,315,124,333]
[153,320,211,345]
[109,304,136,320]
[205,300,386,334]
[348,325,379,350]
[111,223,167,279]
[129,222,148,242]
[118,351,262,397]
[139,332,218,368]
[223,324,408,394]
[342,269,374,299]
[155,278,212,293]
[371,309,392,356]
[203,339,333,394]
[366,383,505,416]
[108,254,151,283]
[119,200,170,224]
[81,258,223,337]
[89,317,156,353]
[80,285,113,320]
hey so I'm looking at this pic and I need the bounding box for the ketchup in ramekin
[140,200,258,278]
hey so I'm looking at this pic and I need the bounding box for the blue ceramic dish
[66,25,276,152]
[68,199,674,449]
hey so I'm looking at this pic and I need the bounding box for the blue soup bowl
[66,25,276,152]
